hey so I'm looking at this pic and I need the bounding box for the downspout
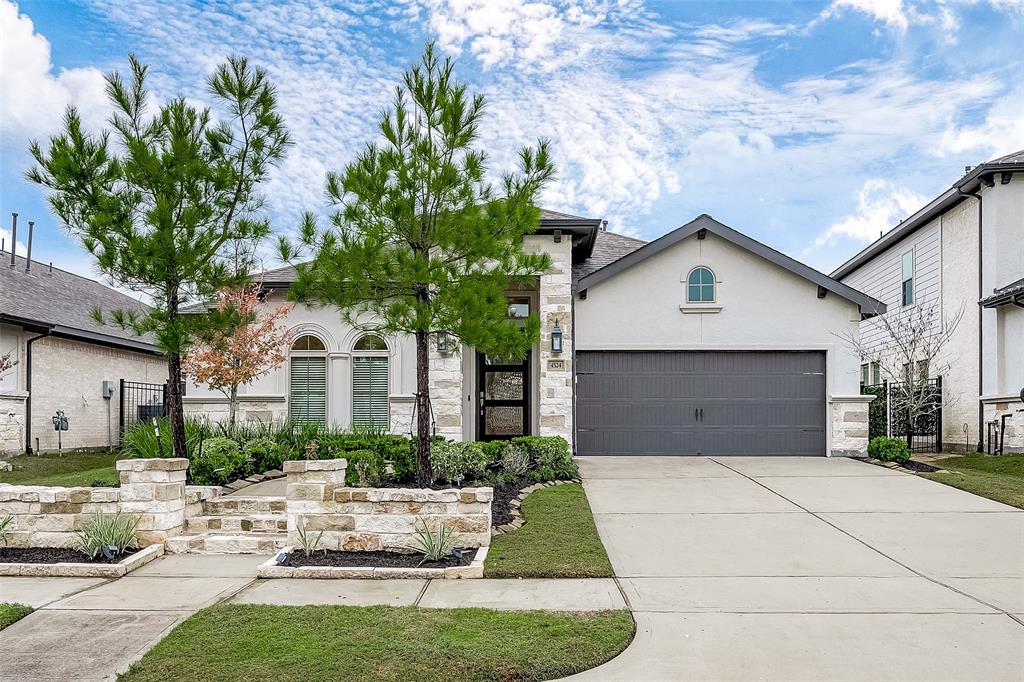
[957,184,984,452]
[25,329,51,454]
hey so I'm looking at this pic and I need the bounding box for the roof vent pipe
[9,213,17,267]
[25,221,34,271]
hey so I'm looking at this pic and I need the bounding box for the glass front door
[477,352,530,440]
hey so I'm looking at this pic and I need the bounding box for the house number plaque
[547,359,566,371]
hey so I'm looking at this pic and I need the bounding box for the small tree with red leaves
[184,285,292,428]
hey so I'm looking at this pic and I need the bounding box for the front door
[477,352,530,440]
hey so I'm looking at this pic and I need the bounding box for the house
[0,244,165,455]
[184,210,883,457]
[832,149,1024,453]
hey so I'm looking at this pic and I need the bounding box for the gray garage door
[576,351,826,456]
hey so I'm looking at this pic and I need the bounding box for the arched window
[352,335,389,428]
[289,335,327,424]
[687,266,715,303]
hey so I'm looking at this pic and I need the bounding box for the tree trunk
[166,352,187,459]
[414,329,432,487]
[229,383,238,431]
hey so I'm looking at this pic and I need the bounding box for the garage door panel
[577,351,826,456]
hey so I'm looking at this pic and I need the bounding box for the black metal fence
[119,379,167,440]
[861,377,943,453]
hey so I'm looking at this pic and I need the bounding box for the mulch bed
[859,457,941,473]
[491,477,534,526]
[0,546,139,564]
[286,548,477,569]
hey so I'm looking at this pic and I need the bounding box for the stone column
[116,458,188,545]
[428,343,464,441]
[284,458,348,545]
[537,236,574,442]
[829,397,873,457]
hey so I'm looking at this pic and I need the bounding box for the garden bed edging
[0,542,163,577]
[256,545,488,579]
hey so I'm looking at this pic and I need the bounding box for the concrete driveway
[570,456,1024,682]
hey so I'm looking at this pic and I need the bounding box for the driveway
[570,456,1024,682]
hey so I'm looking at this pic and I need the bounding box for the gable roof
[831,148,1024,280]
[577,214,885,318]
[0,253,159,353]
[573,230,647,281]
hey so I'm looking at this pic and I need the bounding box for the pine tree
[281,43,554,486]
[27,54,289,458]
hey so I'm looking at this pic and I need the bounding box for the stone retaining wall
[285,459,492,552]
[0,458,191,548]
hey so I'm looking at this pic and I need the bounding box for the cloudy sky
[1,0,1021,285]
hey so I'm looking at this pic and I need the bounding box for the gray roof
[577,214,886,318]
[573,231,647,281]
[831,148,1024,280]
[0,253,158,353]
[980,276,1024,308]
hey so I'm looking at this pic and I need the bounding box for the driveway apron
[568,456,1024,682]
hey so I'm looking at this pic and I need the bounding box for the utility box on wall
[102,380,115,399]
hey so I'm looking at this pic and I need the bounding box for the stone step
[164,532,288,555]
[201,496,286,516]
[185,514,288,534]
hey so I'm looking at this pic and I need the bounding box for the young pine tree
[27,55,290,458]
[281,43,555,486]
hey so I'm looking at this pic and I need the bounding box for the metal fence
[861,377,943,453]
[119,379,167,439]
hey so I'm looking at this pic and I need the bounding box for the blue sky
[1,0,1022,287]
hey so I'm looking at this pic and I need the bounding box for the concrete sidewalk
[567,455,1024,682]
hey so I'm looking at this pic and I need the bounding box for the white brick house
[186,210,883,458]
[0,250,165,455]
[832,149,1024,453]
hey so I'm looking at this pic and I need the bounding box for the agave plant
[296,517,325,557]
[75,512,140,559]
[404,519,455,566]
[0,514,14,546]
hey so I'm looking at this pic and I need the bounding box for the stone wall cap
[116,458,189,472]
[283,459,348,472]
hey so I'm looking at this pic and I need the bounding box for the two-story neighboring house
[832,150,1024,453]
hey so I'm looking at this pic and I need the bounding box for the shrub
[243,437,284,472]
[190,437,244,485]
[75,512,140,559]
[431,440,490,485]
[121,416,207,459]
[404,519,455,565]
[512,436,577,481]
[867,436,910,463]
[498,442,531,476]
[481,440,504,465]
[344,449,384,487]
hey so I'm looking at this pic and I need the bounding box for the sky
[1,0,1022,289]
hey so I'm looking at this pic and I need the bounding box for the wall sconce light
[436,332,451,354]
[551,322,563,354]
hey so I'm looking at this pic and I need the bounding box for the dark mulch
[0,546,139,564]
[491,477,533,526]
[858,457,941,473]
[286,547,478,569]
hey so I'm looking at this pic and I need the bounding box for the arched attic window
[686,266,715,303]
[352,334,389,429]
[289,334,327,424]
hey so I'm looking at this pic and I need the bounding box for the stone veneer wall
[285,459,492,552]
[830,397,872,456]
[531,235,574,443]
[0,394,26,456]
[984,399,1024,453]
[0,458,190,548]
[427,347,464,440]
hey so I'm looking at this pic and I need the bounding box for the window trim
[901,249,914,307]
[686,266,716,304]
[289,334,329,425]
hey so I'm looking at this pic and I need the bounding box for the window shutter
[290,357,327,424]
[353,357,389,428]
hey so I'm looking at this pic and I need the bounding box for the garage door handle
[694,408,698,422]
[700,408,704,422]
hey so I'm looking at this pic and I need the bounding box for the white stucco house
[832,149,1024,453]
[184,210,884,458]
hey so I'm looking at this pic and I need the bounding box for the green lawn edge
[920,454,1024,509]
[119,604,635,682]
[485,482,614,578]
[0,451,120,488]
[0,603,33,630]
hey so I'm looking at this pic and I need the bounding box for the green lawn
[0,451,121,488]
[119,604,634,682]
[485,483,614,578]
[0,603,33,630]
[921,454,1024,509]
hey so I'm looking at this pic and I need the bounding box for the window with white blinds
[352,356,389,428]
[289,356,327,424]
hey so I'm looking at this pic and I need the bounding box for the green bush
[120,416,206,459]
[243,437,284,472]
[190,437,244,485]
[344,449,384,487]
[481,440,504,465]
[75,511,140,559]
[512,436,578,481]
[867,436,910,463]
[498,442,531,476]
[431,440,490,485]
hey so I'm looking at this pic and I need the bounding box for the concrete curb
[0,542,164,577]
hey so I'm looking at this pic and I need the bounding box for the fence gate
[119,379,168,440]
[861,377,942,453]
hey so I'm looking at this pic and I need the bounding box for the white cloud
[939,86,1024,158]
[812,179,927,247]
[821,0,911,31]
[0,0,109,140]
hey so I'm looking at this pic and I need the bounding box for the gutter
[957,186,985,453]
[24,327,53,454]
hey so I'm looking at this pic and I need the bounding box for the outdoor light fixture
[436,332,451,354]
[551,322,563,354]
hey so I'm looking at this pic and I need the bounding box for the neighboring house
[0,248,165,455]
[185,211,884,458]
[832,149,1024,453]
